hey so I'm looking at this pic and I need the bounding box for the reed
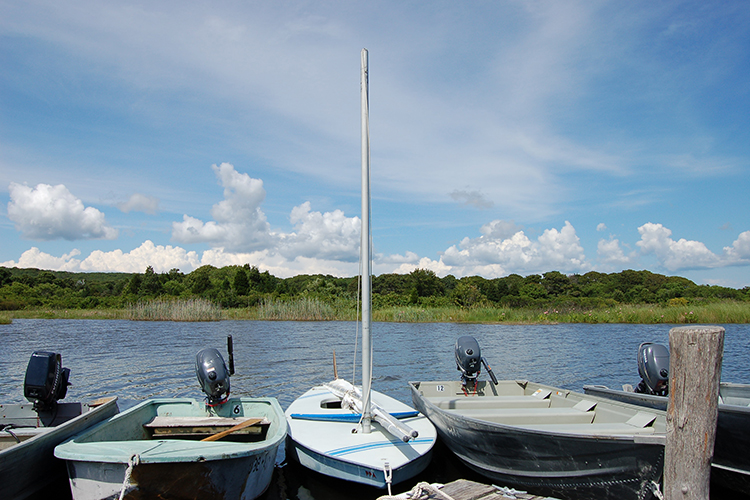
[0,314,11,325]
[257,297,341,321]
[127,298,222,322]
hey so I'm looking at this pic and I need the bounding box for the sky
[1,1,750,287]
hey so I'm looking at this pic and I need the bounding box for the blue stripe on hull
[286,437,433,488]
[289,411,419,422]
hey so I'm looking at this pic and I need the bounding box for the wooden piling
[664,325,725,500]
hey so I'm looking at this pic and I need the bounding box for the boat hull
[285,384,436,488]
[0,398,119,500]
[63,450,275,500]
[584,383,750,494]
[410,380,664,500]
[55,397,286,500]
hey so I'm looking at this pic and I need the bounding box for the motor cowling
[196,348,230,406]
[636,342,669,396]
[455,336,498,388]
[24,351,70,411]
[455,336,482,382]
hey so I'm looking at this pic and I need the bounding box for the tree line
[0,265,748,311]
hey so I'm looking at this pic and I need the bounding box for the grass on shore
[127,298,222,322]
[1,299,749,324]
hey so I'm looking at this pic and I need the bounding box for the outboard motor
[196,347,231,406]
[24,351,70,412]
[634,342,670,396]
[455,336,498,390]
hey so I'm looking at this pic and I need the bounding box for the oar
[200,418,263,442]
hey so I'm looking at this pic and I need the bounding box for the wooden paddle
[200,418,264,442]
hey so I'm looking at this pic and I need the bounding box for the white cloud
[80,241,201,273]
[440,220,588,276]
[0,242,201,274]
[724,231,750,263]
[171,163,275,252]
[8,182,118,241]
[636,223,721,271]
[278,202,360,261]
[596,223,607,232]
[597,238,634,269]
[0,248,82,272]
[117,193,159,214]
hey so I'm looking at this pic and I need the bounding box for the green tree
[126,273,142,296]
[141,266,163,296]
[234,268,250,295]
[452,282,485,308]
[410,269,444,297]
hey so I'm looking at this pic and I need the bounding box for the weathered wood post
[664,325,725,500]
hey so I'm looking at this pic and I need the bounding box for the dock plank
[384,479,558,500]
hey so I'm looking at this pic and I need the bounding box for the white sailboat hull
[285,384,436,488]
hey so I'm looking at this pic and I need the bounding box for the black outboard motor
[634,342,670,396]
[455,336,498,389]
[24,351,70,412]
[196,347,231,406]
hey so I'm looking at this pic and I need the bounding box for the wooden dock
[382,479,559,500]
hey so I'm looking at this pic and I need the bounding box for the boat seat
[521,421,657,435]
[143,416,268,439]
[453,407,595,426]
[429,396,551,410]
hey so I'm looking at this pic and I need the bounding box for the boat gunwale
[54,397,286,464]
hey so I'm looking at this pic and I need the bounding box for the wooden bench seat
[144,416,268,439]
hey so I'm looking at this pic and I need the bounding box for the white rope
[384,462,393,496]
[649,480,664,500]
[492,484,527,499]
[118,453,140,500]
[376,482,454,500]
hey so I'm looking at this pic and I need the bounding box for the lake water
[2,320,748,499]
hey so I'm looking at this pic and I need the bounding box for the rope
[492,484,527,499]
[118,453,140,500]
[1,425,20,443]
[384,462,393,496]
[649,480,664,500]
[376,482,455,500]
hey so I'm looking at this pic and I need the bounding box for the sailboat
[284,49,436,490]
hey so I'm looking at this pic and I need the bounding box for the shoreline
[2,300,749,324]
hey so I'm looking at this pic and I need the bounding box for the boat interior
[413,380,666,436]
[72,399,275,444]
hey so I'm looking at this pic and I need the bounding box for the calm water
[2,320,748,499]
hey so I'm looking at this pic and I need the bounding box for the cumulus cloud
[8,182,118,240]
[171,163,274,251]
[596,223,607,232]
[440,220,588,276]
[276,202,360,261]
[0,242,201,274]
[117,193,159,214]
[636,223,721,271]
[80,241,201,273]
[724,231,750,263]
[0,248,83,272]
[597,238,633,268]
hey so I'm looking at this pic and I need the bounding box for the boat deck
[413,380,666,438]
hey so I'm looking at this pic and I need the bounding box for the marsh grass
[127,299,222,322]
[4,300,750,324]
[257,297,345,321]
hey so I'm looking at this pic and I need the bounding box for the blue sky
[2,1,750,287]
